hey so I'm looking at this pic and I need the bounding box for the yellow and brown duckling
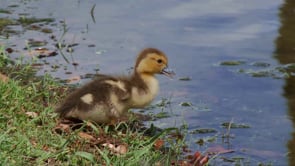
[56,48,174,124]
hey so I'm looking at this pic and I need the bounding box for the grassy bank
[0,46,190,165]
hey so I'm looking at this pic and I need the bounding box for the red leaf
[154,139,164,150]
[190,151,209,166]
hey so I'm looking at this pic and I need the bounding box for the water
[1,0,293,165]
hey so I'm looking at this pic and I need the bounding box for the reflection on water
[275,0,295,164]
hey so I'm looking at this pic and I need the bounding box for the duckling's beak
[161,67,175,78]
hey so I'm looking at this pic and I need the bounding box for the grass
[0,46,188,165]
[0,78,184,165]
[0,69,65,165]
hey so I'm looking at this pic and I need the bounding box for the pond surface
[1,0,295,165]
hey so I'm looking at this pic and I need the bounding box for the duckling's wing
[92,75,131,100]
[102,78,131,101]
[56,77,131,120]
[55,83,98,118]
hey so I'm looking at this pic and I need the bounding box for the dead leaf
[26,48,57,58]
[116,144,128,154]
[102,143,128,155]
[78,132,95,141]
[153,139,164,150]
[0,73,9,82]
[198,155,209,166]
[25,112,38,118]
[189,151,209,166]
[53,122,71,134]
[30,138,38,147]
[42,145,49,151]
[67,76,81,84]
[5,47,13,53]
[172,151,209,166]
[175,160,191,166]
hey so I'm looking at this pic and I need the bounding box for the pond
[1,0,294,165]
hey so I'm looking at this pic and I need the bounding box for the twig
[90,4,96,23]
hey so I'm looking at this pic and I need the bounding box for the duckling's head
[135,48,174,77]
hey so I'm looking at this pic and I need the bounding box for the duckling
[56,48,174,124]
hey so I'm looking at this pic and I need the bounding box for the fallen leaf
[153,139,164,150]
[53,122,71,134]
[25,112,38,118]
[31,63,44,69]
[67,76,81,84]
[190,151,209,166]
[198,155,209,166]
[0,73,9,82]
[102,143,128,155]
[5,48,13,53]
[43,145,49,151]
[78,132,95,141]
[116,144,128,154]
[30,138,38,147]
[25,48,58,58]
[175,160,190,166]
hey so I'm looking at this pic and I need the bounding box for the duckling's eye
[157,59,163,64]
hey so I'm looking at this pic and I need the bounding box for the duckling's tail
[55,102,75,118]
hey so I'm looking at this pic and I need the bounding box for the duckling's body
[56,48,173,124]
